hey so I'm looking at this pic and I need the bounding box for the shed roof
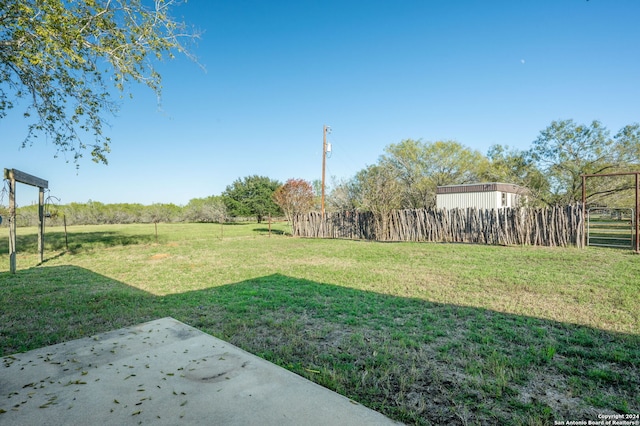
[436,182,527,195]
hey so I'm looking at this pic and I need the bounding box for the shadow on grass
[0,231,156,254]
[1,266,638,425]
[252,227,287,236]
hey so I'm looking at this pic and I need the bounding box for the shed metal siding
[437,191,500,210]
[435,182,527,210]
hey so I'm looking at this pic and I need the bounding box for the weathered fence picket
[292,205,585,248]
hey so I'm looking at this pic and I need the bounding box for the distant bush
[0,197,230,227]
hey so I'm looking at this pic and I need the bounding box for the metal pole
[635,173,640,254]
[8,176,16,273]
[321,125,327,216]
[64,215,69,251]
[582,175,586,249]
[38,186,45,264]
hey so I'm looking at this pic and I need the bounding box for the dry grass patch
[149,253,170,260]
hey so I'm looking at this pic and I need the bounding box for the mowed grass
[1,222,638,425]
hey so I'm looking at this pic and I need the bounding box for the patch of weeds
[526,345,557,365]
[566,376,584,397]
[468,331,495,345]
[568,328,598,347]
[586,368,623,384]
[464,359,483,378]
[465,349,522,402]
[585,393,633,413]
[436,340,461,356]
[508,400,554,426]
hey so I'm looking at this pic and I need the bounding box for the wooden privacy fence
[292,205,585,248]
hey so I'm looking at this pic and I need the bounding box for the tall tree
[379,139,432,209]
[381,139,488,208]
[273,178,315,226]
[483,144,548,206]
[352,163,402,239]
[528,120,637,205]
[222,175,282,223]
[422,140,488,188]
[327,176,359,212]
[591,123,640,207]
[614,123,640,166]
[0,0,198,164]
[144,202,180,224]
[182,196,227,223]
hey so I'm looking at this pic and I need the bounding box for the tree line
[0,176,317,227]
[2,198,221,228]
[328,119,640,214]
[3,119,637,229]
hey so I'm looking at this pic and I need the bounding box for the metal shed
[436,182,527,210]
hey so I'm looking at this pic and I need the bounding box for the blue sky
[3,0,640,207]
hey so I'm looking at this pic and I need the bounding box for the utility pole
[321,125,331,216]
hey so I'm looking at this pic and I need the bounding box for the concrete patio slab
[1,317,400,425]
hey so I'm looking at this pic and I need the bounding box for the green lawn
[1,222,638,425]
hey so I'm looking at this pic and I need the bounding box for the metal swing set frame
[3,168,49,273]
